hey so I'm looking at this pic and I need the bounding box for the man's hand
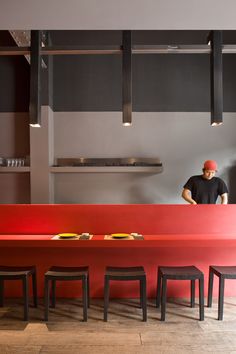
[182,188,197,205]
[221,193,228,204]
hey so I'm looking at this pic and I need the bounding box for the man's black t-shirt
[183,175,228,204]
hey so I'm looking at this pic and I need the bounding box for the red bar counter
[1,204,236,298]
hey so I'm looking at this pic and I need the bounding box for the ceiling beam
[1,44,236,56]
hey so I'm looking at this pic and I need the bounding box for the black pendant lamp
[29,30,41,127]
[210,30,223,126]
[122,30,132,126]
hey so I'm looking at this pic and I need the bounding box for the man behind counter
[182,160,228,204]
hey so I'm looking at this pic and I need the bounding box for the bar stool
[208,265,236,320]
[156,265,204,321]
[104,266,147,322]
[0,265,37,321]
[44,266,89,321]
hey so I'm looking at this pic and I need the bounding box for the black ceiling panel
[1,30,236,113]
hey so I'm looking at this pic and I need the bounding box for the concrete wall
[54,112,236,204]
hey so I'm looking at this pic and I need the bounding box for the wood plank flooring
[1,298,236,353]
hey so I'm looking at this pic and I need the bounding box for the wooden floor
[1,298,236,353]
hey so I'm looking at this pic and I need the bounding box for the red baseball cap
[203,160,218,171]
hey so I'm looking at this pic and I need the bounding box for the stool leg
[156,268,162,308]
[199,277,204,321]
[207,268,214,307]
[218,276,225,320]
[23,276,29,321]
[0,279,4,307]
[32,271,38,307]
[191,280,195,308]
[141,277,147,322]
[104,275,109,322]
[82,276,88,322]
[87,274,90,308]
[161,277,167,321]
[139,280,143,309]
[51,280,56,308]
[44,277,50,321]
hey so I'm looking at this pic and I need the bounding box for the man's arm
[182,188,197,204]
[220,193,228,204]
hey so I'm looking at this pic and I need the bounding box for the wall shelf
[52,158,163,174]
[0,167,30,173]
[50,166,162,173]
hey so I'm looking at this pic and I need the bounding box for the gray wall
[54,112,236,204]
[0,112,30,203]
[1,110,235,204]
[0,112,30,158]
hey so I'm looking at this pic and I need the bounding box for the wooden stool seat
[0,265,37,321]
[156,265,204,321]
[207,265,236,320]
[44,266,89,322]
[105,266,145,278]
[45,266,89,278]
[104,266,147,322]
[157,266,203,278]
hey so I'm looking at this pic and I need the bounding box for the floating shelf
[52,157,163,173]
[0,167,30,173]
[50,157,163,174]
[50,166,162,173]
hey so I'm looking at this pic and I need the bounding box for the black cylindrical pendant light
[210,30,223,126]
[29,30,42,127]
[122,30,132,126]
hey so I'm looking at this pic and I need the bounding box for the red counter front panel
[1,204,236,298]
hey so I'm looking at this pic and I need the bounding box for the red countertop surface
[0,233,236,247]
